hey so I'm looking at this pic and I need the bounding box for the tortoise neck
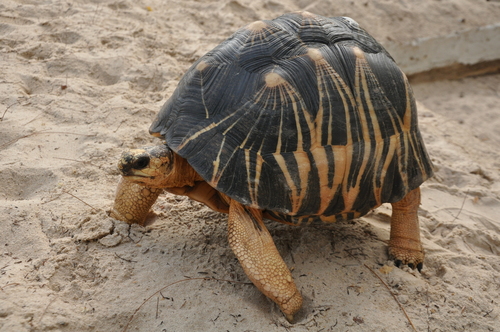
[167,154,204,188]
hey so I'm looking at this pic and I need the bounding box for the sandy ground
[1,1,500,331]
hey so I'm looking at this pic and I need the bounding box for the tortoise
[110,11,433,322]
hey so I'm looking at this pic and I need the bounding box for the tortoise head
[118,145,174,188]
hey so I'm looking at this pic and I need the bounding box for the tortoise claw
[392,259,424,272]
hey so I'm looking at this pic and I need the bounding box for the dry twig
[52,157,87,163]
[0,102,16,121]
[122,277,251,332]
[363,263,418,332]
[38,296,58,325]
[0,283,20,291]
[451,190,469,223]
[62,190,99,212]
[0,131,96,149]
[343,249,418,331]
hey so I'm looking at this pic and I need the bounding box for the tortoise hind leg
[388,187,425,271]
[227,199,302,322]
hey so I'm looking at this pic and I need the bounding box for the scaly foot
[389,187,424,271]
[228,200,302,321]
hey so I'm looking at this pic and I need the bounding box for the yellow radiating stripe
[402,78,413,132]
[211,135,226,185]
[394,79,416,190]
[262,76,313,214]
[401,83,412,188]
[244,149,256,206]
[273,153,297,214]
[291,151,311,214]
[310,146,346,214]
[276,99,284,153]
[295,86,315,150]
[194,60,211,119]
[373,74,415,192]
[341,47,372,211]
[273,152,311,215]
[177,111,239,151]
[289,86,304,151]
[311,62,330,215]
[210,89,271,187]
[285,88,314,213]
[309,52,353,214]
[310,148,329,214]
[314,67,325,149]
[238,87,267,150]
[209,144,240,189]
[375,136,397,206]
[241,141,264,209]
[253,152,263,207]
[276,82,289,153]
[315,55,357,213]
[370,89,408,193]
[400,79,412,173]
[354,49,390,206]
[397,136,409,189]
[403,79,428,179]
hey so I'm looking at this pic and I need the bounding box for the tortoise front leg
[388,187,424,270]
[228,200,302,322]
[110,177,162,226]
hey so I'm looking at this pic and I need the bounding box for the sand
[1,0,500,331]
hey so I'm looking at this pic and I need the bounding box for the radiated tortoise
[110,11,433,322]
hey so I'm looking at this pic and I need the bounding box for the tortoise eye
[133,156,150,170]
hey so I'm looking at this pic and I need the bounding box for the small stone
[379,265,394,274]
[397,295,408,304]
[99,233,122,247]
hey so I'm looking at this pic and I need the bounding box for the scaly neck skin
[162,154,204,189]
[111,154,204,225]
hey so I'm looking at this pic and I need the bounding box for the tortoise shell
[149,11,433,224]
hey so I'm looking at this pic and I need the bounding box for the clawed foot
[389,188,424,272]
[388,244,424,271]
[395,261,423,272]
